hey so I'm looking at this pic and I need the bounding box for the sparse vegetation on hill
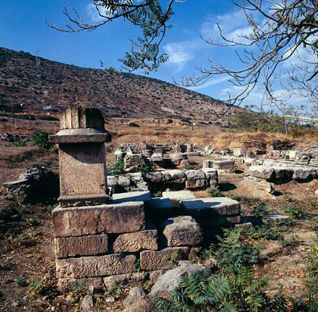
[0,47,238,126]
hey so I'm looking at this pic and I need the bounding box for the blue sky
[0,1,314,114]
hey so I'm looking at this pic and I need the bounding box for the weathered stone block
[55,234,108,258]
[140,247,189,271]
[113,230,158,253]
[180,197,240,217]
[56,254,136,279]
[212,160,234,170]
[162,216,203,247]
[52,202,145,237]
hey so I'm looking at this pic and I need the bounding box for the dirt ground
[0,118,317,311]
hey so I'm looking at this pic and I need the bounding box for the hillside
[0,47,237,125]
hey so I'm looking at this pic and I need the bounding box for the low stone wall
[107,169,218,193]
[52,192,240,290]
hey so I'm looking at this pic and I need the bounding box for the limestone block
[140,247,189,271]
[185,170,206,181]
[212,160,234,170]
[55,234,108,258]
[56,254,136,279]
[162,216,203,247]
[58,143,107,200]
[244,176,274,193]
[180,197,240,217]
[52,202,145,237]
[202,160,213,168]
[162,191,195,201]
[113,230,158,253]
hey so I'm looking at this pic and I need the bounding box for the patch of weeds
[0,263,14,272]
[228,194,261,205]
[247,225,282,241]
[252,203,270,220]
[278,237,299,248]
[14,139,27,147]
[282,192,294,203]
[107,160,124,175]
[215,228,264,273]
[69,280,87,297]
[14,275,29,287]
[31,129,52,149]
[275,218,297,232]
[164,250,182,265]
[207,185,223,197]
[306,246,318,310]
[106,282,124,300]
[28,281,45,295]
[285,206,306,219]
[134,259,141,272]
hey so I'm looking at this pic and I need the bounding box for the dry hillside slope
[0,47,239,125]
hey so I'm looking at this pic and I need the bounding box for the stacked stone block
[51,107,241,290]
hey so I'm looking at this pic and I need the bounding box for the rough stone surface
[55,234,108,258]
[112,191,152,204]
[244,176,274,193]
[124,154,146,172]
[162,216,203,247]
[212,160,234,170]
[180,197,240,217]
[140,247,189,271]
[80,294,94,312]
[103,272,146,287]
[113,230,158,253]
[162,191,195,201]
[52,202,145,236]
[150,261,204,298]
[56,254,136,279]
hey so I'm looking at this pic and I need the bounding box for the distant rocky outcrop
[0,47,240,125]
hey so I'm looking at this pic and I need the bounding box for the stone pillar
[50,106,111,206]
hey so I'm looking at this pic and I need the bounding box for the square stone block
[52,202,145,237]
[56,254,136,279]
[55,234,108,258]
[113,230,158,253]
[59,143,107,200]
[140,247,189,271]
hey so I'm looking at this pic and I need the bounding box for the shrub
[306,246,318,311]
[31,130,52,149]
[247,225,282,241]
[108,160,125,175]
[215,228,264,273]
[284,206,306,219]
[252,203,270,220]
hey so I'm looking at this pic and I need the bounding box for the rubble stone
[162,216,203,247]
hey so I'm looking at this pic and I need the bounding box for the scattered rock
[80,294,94,312]
[150,261,204,298]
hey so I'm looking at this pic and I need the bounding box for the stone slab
[113,230,158,253]
[180,197,240,217]
[55,234,108,258]
[112,191,152,204]
[52,202,145,237]
[140,247,189,271]
[162,191,195,201]
[212,160,235,170]
[56,254,136,279]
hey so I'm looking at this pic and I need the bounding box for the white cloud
[86,3,112,22]
[189,76,229,90]
[163,41,195,71]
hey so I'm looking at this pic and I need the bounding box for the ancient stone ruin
[50,107,241,290]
